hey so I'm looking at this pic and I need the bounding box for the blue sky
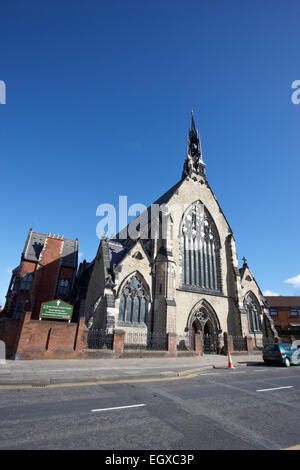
[0,0,299,306]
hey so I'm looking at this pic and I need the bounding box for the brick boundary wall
[0,318,20,358]
[13,312,89,359]
[2,312,263,359]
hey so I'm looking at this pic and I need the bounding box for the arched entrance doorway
[187,300,222,354]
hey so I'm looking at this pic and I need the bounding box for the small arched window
[118,275,149,323]
[181,201,220,291]
[244,293,261,332]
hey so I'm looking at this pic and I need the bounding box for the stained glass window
[181,201,220,291]
[244,293,261,332]
[118,275,149,323]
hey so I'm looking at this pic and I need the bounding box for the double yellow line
[0,372,199,390]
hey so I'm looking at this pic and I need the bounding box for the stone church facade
[83,113,276,353]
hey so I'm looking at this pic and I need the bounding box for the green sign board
[39,299,73,321]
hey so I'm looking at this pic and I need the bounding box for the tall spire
[182,111,206,179]
[188,110,202,159]
[190,109,197,135]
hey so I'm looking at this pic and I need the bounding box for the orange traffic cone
[227,352,235,369]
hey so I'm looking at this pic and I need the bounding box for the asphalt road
[0,363,300,451]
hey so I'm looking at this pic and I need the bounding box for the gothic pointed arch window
[244,292,261,332]
[181,201,221,291]
[118,275,149,324]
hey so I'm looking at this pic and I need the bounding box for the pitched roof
[113,179,183,242]
[22,230,78,268]
[152,179,183,206]
[265,296,300,309]
[108,240,130,267]
[114,168,233,243]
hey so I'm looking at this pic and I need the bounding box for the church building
[82,113,276,353]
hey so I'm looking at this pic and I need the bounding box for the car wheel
[283,357,290,367]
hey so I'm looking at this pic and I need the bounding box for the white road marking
[199,372,221,376]
[256,386,294,392]
[199,370,247,376]
[91,403,146,412]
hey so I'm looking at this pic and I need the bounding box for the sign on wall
[39,299,73,321]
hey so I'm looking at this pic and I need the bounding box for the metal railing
[203,334,220,354]
[86,330,288,354]
[177,333,193,351]
[124,331,168,351]
[87,329,168,351]
[232,336,247,351]
[87,329,113,350]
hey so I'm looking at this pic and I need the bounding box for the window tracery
[181,201,220,290]
[244,292,261,332]
[118,275,149,323]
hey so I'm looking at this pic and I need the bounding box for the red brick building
[2,229,78,320]
[264,296,300,333]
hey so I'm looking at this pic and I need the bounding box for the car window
[264,344,279,352]
[264,345,276,352]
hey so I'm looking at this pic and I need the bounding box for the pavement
[0,353,264,386]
